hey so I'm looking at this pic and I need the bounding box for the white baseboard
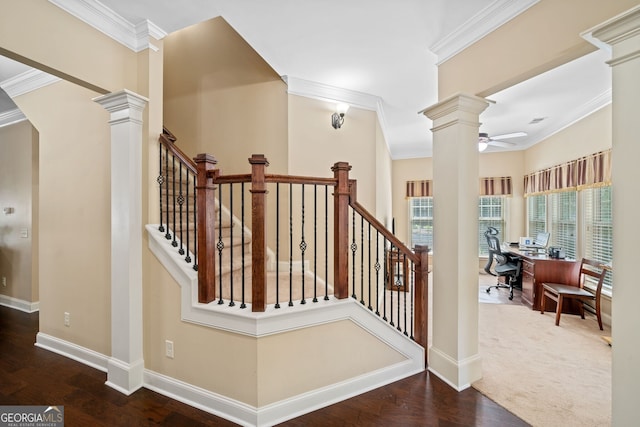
[0,294,39,313]
[35,330,422,426]
[35,332,109,372]
[427,346,482,392]
[145,358,422,427]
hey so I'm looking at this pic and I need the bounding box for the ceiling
[0,0,611,159]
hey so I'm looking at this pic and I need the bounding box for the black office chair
[483,227,521,300]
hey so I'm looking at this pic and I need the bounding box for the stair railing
[158,128,198,271]
[156,131,429,349]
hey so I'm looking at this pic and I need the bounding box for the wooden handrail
[159,130,197,174]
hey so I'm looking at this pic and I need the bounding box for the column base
[105,357,144,395]
[428,346,482,391]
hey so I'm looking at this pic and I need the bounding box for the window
[478,196,505,256]
[548,191,577,259]
[410,197,433,249]
[583,186,613,289]
[527,195,546,237]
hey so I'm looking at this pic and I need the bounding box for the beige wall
[288,95,378,210]
[163,17,288,175]
[0,120,38,303]
[525,105,612,173]
[375,120,393,228]
[438,0,639,99]
[13,81,112,355]
[0,0,137,94]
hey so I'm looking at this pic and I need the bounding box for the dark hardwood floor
[0,304,527,426]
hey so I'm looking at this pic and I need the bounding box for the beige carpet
[474,301,612,427]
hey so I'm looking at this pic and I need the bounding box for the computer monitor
[527,232,550,249]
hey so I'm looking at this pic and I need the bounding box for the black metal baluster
[383,237,388,321]
[368,222,372,310]
[240,182,246,309]
[390,243,394,327]
[396,245,401,332]
[171,156,178,247]
[164,149,171,240]
[403,252,408,336]
[410,261,414,340]
[228,183,235,307]
[158,144,165,233]
[324,185,329,301]
[375,230,380,316]
[217,185,224,305]
[360,216,365,305]
[313,185,318,303]
[178,162,185,255]
[193,180,198,271]
[275,183,280,309]
[300,184,306,305]
[185,172,192,264]
[289,183,293,307]
[351,209,357,300]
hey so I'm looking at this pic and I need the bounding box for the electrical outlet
[64,312,70,327]
[165,340,174,359]
[1,277,6,287]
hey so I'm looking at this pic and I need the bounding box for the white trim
[145,358,422,427]
[48,0,167,52]
[0,294,39,313]
[283,76,380,111]
[428,346,482,391]
[430,0,540,65]
[0,109,27,128]
[35,332,109,372]
[0,69,61,98]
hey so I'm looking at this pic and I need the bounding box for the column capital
[420,93,489,131]
[94,89,149,125]
[94,89,149,112]
[587,5,640,66]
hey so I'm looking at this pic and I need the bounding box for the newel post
[249,154,269,312]
[332,161,352,299]
[194,154,218,303]
[413,245,430,358]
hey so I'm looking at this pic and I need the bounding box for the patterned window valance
[407,177,513,198]
[524,149,611,196]
[480,176,512,196]
[577,150,611,189]
[406,180,432,198]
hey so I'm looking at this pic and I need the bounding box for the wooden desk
[508,247,580,312]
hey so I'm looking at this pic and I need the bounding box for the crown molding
[0,109,27,129]
[430,0,540,65]
[48,0,167,53]
[0,68,61,98]
[283,76,381,111]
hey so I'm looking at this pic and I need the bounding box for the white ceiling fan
[478,131,527,152]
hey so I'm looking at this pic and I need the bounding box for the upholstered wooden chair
[540,258,608,330]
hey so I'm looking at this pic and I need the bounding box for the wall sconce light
[331,103,350,129]
[3,207,14,215]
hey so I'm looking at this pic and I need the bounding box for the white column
[422,93,489,390]
[589,6,640,425]
[94,89,149,395]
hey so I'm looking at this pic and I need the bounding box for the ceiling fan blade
[491,131,527,140]
[489,140,516,148]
